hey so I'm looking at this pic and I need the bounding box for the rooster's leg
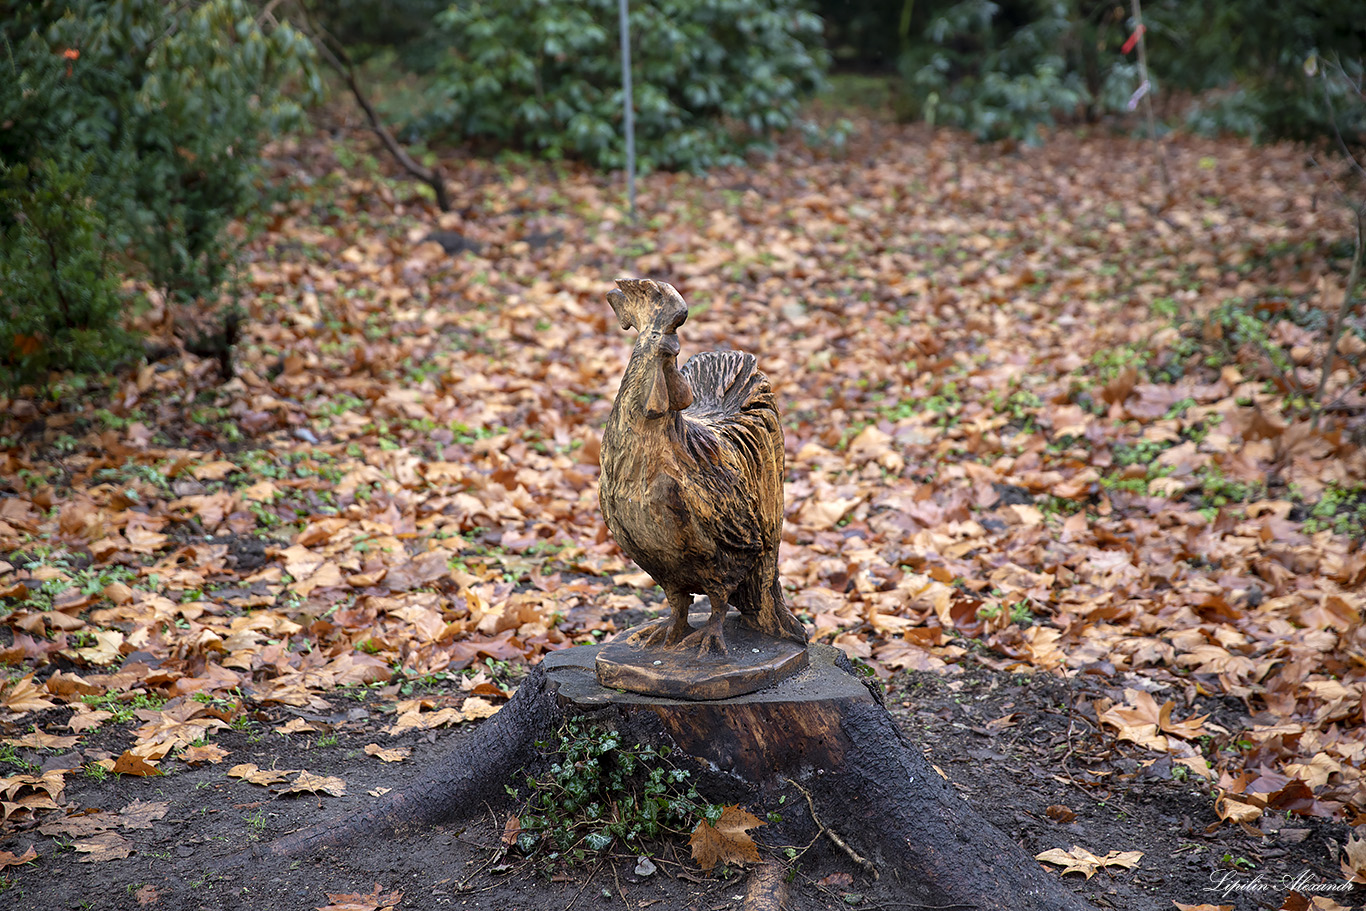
[629,586,693,648]
[680,588,730,657]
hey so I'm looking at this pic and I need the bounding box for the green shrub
[898,0,1113,143]
[0,159,132,387]
[1151,1,1365,143]
[427,0,828,172]
[887,1,1363,146]
[0,0,317,385]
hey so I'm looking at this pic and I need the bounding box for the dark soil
[1,656,1358,911]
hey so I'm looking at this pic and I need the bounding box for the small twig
[453,847,504,892]
[612,860,627,906]
[784,778,878,881]
[563,854,608,911]
[453,805,509,892]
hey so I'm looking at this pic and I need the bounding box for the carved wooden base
[593,608,809,700]
[554,642,858,780]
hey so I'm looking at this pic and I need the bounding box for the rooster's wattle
[598,279,807,657]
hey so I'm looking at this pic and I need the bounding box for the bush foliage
[820,0,1364,145]
[426,0,827,172]
[0,0,316,386]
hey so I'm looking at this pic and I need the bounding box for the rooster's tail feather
[680,349,775,423]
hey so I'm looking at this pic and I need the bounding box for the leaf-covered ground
[2,110,1365,911]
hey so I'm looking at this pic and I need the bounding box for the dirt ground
[2,649,1357,911]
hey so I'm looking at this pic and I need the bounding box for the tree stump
[231,640,1094,911]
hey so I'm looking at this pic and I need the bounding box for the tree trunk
[220,643,1094,910]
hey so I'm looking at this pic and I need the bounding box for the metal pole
[618,0,636,222]
[1130,0,1170,199]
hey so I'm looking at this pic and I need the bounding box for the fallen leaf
[112,751,162,777]
[191,460,238,480]
[118,799,169,829]
[984,712,1019,732]
[276,718,319,735]
[179,743,231,765]
[284,771,346,797]
[316,882,403,911]
[3,730,79,750]
[500,814,522,847]
[63,629,125,666]
[227,763,295,786]
[38,811,115,838]
[68,708,114,733]
[1215,795,1262,825]
[364,743,411,763]
[1035,845,1143,879]
[458,696,499,720]
[73,832,133,862]
[1341,831,1366,884]
[0,844,37,868]
[1045,804,1077,823]
[689,805,764,871]
[2,673,56,714]
[134,884,160,906]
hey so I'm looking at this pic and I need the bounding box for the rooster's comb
[608,279,689,333]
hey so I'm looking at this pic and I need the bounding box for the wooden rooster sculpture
[599,279,807,659]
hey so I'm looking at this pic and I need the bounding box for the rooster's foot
[629,618,691,649]
[680,623,728,658]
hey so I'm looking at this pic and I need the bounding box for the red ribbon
[1121,25,1146,55]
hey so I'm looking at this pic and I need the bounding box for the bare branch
[1318,58,1366,185]
[292,3,451,212]
[1313,202,1366,428]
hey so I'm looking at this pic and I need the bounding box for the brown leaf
[69,708,114,733]
[134,884,160,906]
[227,763,295,786]
[0,844,37,868]
[1340,831,1366,884]
[73,832,133,862]
[63,629,125,666]
[179,743,231,766]
[284,771,346,797]
[1045,804,1077,824]
[4,730,79,750]
[501,815,521,848]
[2,673,57,714]
[363,743,411,763]
[118,799,169,830]
[191,460,238,480]
[38,811,114,838]
[689,805,764,871]
[1035,845,1142,879]
[316,883,403,911]
[1215,795,1262,825]
[112,751,162,777]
